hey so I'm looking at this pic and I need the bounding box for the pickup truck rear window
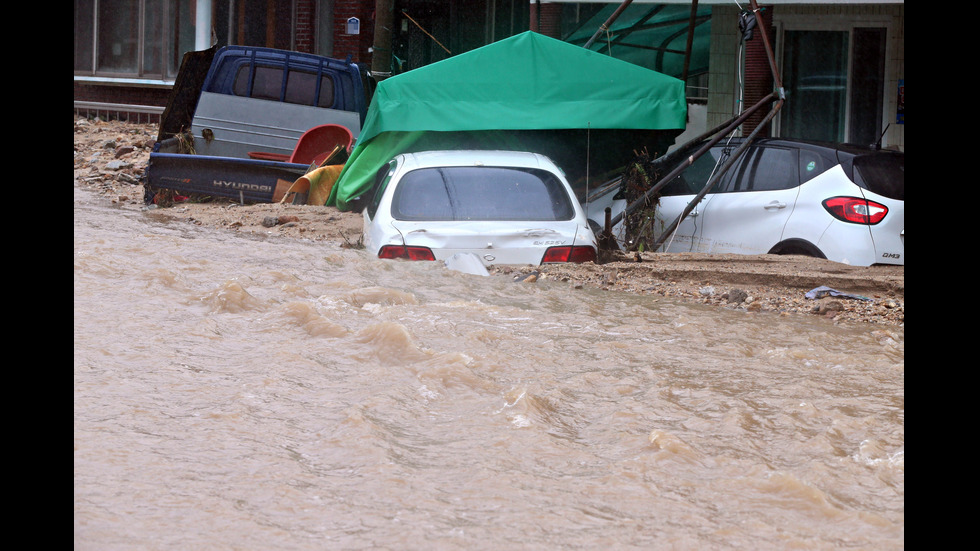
[391,166,576,222]
[232,65,335,108]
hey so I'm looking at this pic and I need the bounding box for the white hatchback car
[629,138,904,266]
[362,150,597,267]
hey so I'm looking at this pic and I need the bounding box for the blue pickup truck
[146,45,373,204]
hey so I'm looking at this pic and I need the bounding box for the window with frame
[232,65,337,107]
[74,0,195,79]
[727,147,799,192]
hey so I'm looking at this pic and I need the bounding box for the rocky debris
[74,116,155,205]
[502,254,903,327]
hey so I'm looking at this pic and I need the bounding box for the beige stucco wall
[706,3,904,151]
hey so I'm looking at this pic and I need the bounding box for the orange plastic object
[247,124,353,165]
[288,124,354,165]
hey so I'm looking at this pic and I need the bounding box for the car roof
[713,136,903,158]
[396,150,559,171]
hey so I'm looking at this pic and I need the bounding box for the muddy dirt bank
[74,117,904,326]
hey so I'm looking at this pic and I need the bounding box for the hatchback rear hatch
[838,146,905,263]
[388,164,591,265]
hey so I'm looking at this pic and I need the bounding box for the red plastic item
[248,124,353,165]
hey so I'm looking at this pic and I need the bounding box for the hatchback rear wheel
[768,239,827,259]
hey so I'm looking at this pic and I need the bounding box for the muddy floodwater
[74,186,903,549]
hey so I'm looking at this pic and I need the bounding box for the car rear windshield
[851,153,904,201]
[391,166,576,221]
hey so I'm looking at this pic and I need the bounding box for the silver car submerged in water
[363,150,597,267]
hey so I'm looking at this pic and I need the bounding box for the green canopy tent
[326,31,688,211]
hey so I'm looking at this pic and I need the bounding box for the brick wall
[741,8,774,137]
[333,0,374,63]
[529,2,562,38]
[295,0,316,53]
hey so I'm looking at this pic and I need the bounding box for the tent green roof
[327,31,687,210]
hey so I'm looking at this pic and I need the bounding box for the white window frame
[771,13,898,143]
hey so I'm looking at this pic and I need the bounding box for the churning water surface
[74,186,904,549]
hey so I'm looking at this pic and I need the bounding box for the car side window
[701,145,746,192]
[662,147,732,196]
[728,146,799,192]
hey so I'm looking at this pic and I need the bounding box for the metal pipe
[584,0,634,49]
[608,90,778,230]
[681,0,699,84]
[749,0,783,91]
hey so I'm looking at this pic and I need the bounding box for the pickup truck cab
[147,45,373,203]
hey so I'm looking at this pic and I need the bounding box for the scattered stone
[261,216,278,227]
[116,173,139,185]
[727,288,748,305]
[114,145,135,158]
[810,298,844,316]
[514,270,540,283]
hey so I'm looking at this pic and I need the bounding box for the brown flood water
[74,186,903,549]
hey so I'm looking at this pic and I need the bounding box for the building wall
[333,0,375,63]
[295,0,317,53]
[706,3,904,151]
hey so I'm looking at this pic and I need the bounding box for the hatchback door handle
[764,201,787,210]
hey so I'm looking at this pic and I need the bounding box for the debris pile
[73,116,154,205]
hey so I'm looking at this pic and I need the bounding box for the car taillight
[377,245,436,261]
[822,196,888,225]
[542,245,596,263]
